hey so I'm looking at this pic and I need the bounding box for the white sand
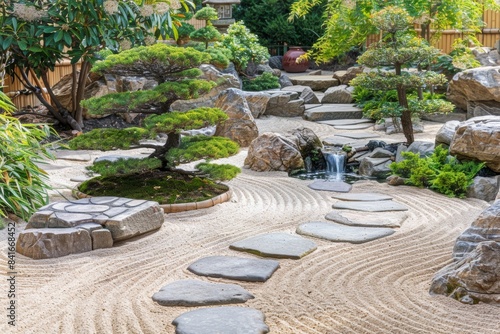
[1,116,499,334]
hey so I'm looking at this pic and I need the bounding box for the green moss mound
[78,170,230,204]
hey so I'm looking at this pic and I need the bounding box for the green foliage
[215,21,270,74]
[233,0,324,47]
[203,47,231,69]
[193,7,219,22]
[389,146,485,197]
[144,107,228,134]
[289,0,500,63]
[167,136,240,164]
[0,92,54,220]
[87,157,161,177]
[195,162,241,181]
[68,127,150,150]
[190,25,222,49]
[242,72,280,91]
[177,22,196,38]
[432,39,481,77]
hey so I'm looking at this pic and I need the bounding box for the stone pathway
[297,221,395,244]
[308,180,352,192]
[16,197,164,259]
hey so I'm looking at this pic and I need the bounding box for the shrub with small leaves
[242,72,280,91]
[195,162,241,181]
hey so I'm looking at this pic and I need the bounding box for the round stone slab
[325,211,408,228]
[297,221,395,244]
[333,200,408,212]
[152,280,254,306]
[308,180,352,193]
[187,256,280,282]
[229,233,317,259]
[172,307,269,334]
[330,192,393,201]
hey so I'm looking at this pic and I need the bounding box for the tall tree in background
[234,0,324,48]
[290,0,500,63]
[0,0,188,131]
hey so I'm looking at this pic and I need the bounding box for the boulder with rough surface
[265,91,305,117]
[467,176,500,202]
[244,132,304,171]
[332,66,364,85]
[214,88,259,147]
[435,121,460,147]
[430,240,500,304]
[282,85,320,104]
[449,116,500,172]
[321,85,355,104]
[241,91,272,119]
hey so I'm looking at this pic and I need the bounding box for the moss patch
[78,170,229,204]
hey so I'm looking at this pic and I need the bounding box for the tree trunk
[73,60,92,126]
[395,62,414,144]
[148,132,181,169]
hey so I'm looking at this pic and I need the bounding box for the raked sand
[1,116,499,334]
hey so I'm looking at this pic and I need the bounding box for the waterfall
[323,151,346,180]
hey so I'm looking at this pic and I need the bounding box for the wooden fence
[4,11,500,109]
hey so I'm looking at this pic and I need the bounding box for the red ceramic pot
[282,47,309,73]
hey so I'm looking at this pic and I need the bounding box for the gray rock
[369,148,394,159]
[330,192,393,201]
[279,74,293,88]
[435,121,460,147]
[332,66,364,85]
[335,132,380,139]
[16,228,92,259]
[387,175,407,186]
[290,76,339,91]
[467,100,500,118]
[172,307,269,334]
[265,91,305,117]
[214,88,259,147]
[448,66,500,110]
[91,229,113,250]
[325,211,407,228]
[358,157,392,178]
[421,111,467,123]
[321,85,354,104]
[285,127,323,157]
[430,240,500,304]
[230,233,317,259]
[187,256,280,282]
[241,91,272,119]
[449,116,500,172]
[318,119,374,126]
[308,180,352,193]
[333,200,408,212]
[152,280,254,306]
[407,141,435,157]
[268,56,283,70]
[297,221,395,244]
[303,104,362,121]
[282,85,320,104]
[333,123,373,130]
[467,176,500,202]
[453,200,500,259]
[244,132,304,172]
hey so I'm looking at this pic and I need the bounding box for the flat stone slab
[297,221,395,244]
[173,307,269,334]
[333,200,409,212]
[303,105,363,122]
[308,180,352,193]
[52,150,92,161]
[330,192,393,201]
[334,123,374,130]
[335,132,381,139]
[318,119,374,126]
[322,136,363,147]
[187,256,280,282]
[26,197,164,241]
[152,280,254,306]
[325,211,408,228]
[229,233,317,259]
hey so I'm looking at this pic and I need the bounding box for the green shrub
[167,136,240,164]
[0,92,54,220]
[87,158,162,177]
[242,72,280,91]
[195,162,241,181]
[389,146,485,198]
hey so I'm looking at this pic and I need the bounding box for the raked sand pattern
[1,116,499,333]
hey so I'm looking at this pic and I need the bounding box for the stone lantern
[202,0,241,33]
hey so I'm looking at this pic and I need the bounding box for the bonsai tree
[69,44,239,173]
[350,7,454,144]
[189,7,222,49]
[0,0,186,131]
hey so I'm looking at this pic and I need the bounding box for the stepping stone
[297,221,395,244]
[318,119,374,126]
[333,123,374,130]
[330,192,393,201]
[152,280,254,306]
[303,104,363,121]
[308,180,352,193]
[322,136,360,146]
[230,233,317,259]
[335,132,380,139]
[325,211,408,228]
[187,256,280,282]
[333,200,408,212]
[172,307,269,334]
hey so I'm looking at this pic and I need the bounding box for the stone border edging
[72,186,232,213]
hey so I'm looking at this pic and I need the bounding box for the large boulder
[170,64,241,111]
[449,116,500,172]
[285,127,323,156]
[435,121,460,147]
[290,77,339,92]
[241,91,272,119]
[453,199,500,259]
[265,91,305,117]
[467,100,500,118]
[321,85,354,104]
[332,66,364,85]
[214,88,259,147]
[447,66,500,111]
[244,132,304,172]
[467,176,500,202]
[472,47,500,67]
[430,240,500,304]
[358,157,392,178]
[282,85,320,104]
